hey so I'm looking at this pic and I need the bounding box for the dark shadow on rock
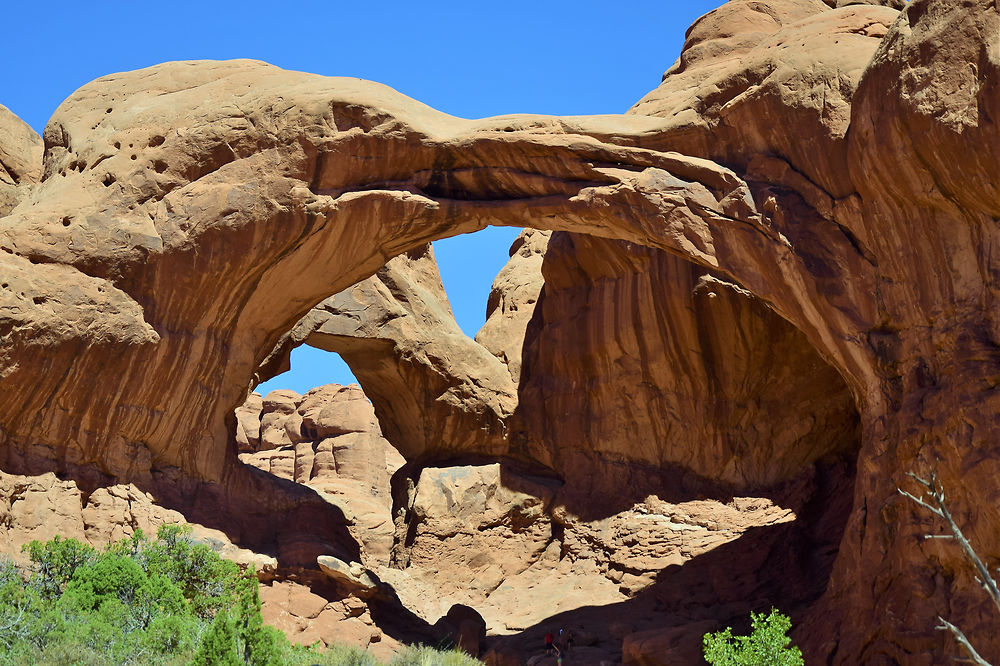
[272,569,440,648]
[361,580,439,646]
[483,458,856,665]
[0,443,362,570]
[152,460,362,567]
[500,232,863,525]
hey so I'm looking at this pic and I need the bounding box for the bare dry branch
[938,617,992,666]
[903,472,1000,616]
[900,470,1000,665]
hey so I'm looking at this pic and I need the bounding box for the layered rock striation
[2,0,1000,662]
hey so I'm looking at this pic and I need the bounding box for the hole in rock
[228,227,861,662]
[432,225,523,337]
[256,346,358,396]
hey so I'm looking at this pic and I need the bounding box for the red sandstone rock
[433,604,487,658]
[506,232,859,494]
[259,579,396,657]
[0,470,274,572]
[621,621,717,666]
[476,229,550,384]
[281,245,518,462]
[4,0,1000,662]
[239,385,401,566]
[0,103,42,216]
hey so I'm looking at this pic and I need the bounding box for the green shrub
[0,527,485,666]
[299,642,380,666]
[703,608,804,666]
[22,535,96,600]
[389,644,483,666]
[1,528,302,665]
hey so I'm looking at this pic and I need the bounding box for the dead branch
[938,617,992,666]
[899,470,1000,665]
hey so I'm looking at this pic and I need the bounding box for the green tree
[22,536,96,600]
[190,607,242,666]
[0,527,489,665]
[703,608,804,666]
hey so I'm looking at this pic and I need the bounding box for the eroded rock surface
[260,579,399,659]
[3,0,1000,662]
[476,229,551,385]
[383,462,801,630]
[294,227,859,496]
[275,245,517,463]
[233,385,828,664]
[239,384,403,566]
[0,469,276,572]
[508,232,860,498]
[0,104,42,217]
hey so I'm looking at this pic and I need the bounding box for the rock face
[2,0,1000,662]
[383,462,810,632]
[507,232,860,496]
[0,470,276,573]
[0,104,42,217]
[293,226,859,495]
[476,229,550,385]
[238,384,403,566]
[275,245,517,464]
[230,383,832,663]
[260,579,398,659]
[288,225,858,663]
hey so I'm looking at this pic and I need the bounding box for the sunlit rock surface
[4,0,1000,661]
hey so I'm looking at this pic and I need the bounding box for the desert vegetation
[702,608,803,666]
[0,526,480,666]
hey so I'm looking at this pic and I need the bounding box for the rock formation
[0,104,42,217]
[274,245,517,464]
[238,384,403,566]
[506,232,860,495]
[290,228,859,490]
[0,467,283,573]
[279,224,858,661]
[235,383,832,664]
[2,0,1000,662]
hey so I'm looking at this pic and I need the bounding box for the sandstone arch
[256,226,861,662]
[2,0,1000,661]
[0,57,869,480]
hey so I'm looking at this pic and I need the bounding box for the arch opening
[228,225,863,661]
[0,57,883,661]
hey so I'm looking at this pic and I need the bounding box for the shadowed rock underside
[3,0,1000,663]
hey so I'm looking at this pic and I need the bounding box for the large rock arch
[2,0,999,661]
[0,58,869,482]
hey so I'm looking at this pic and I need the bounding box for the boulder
[433,604,487,657]
[317,555,379,593]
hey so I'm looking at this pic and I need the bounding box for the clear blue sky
[2,0,722,395]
